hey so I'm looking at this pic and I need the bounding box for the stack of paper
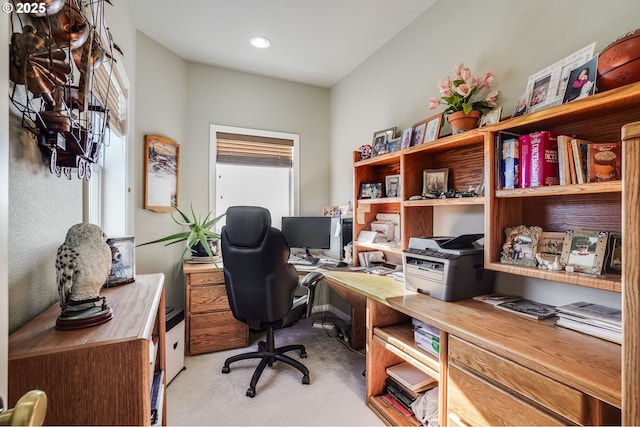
[555,301,621,344]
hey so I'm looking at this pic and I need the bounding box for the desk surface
[321,270,621,408]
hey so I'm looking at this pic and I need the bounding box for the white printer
[402,234,494,301]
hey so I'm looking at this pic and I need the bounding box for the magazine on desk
[495,299,557,320]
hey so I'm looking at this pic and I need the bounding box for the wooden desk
[320,270,621,426]
[322,271,410,350]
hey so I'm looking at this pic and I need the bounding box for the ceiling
[128,0,437,88]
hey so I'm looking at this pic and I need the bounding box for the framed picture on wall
[144,135,180,213]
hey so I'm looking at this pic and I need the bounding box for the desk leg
[324,279,367,351]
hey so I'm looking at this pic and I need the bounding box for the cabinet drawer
[188,311,248,355]
[189,271,224,286]
[448,363,566,426]
[189,284,230,313]
[448,336,584,424]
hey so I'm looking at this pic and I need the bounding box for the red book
[529,131,559,187]
[518,135,531,188]
[381,394,413,417]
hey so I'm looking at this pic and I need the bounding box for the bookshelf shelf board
[486,262,622,293]
[358,197,401,205]
[406,131,484,154]
[355,152,400,167]
[404,197,485,207]
[495,181,621,198]
[374,323,440,377]
[354,241,402,254]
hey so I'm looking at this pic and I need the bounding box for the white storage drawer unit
[166,307,185,383]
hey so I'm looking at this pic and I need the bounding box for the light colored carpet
[166,315,384,426]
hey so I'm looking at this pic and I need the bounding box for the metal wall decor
[9,0,120,180]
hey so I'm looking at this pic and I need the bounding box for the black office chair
[220,206,323,397]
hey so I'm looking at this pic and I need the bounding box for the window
[210,125,299,229]
[84,47,129,237]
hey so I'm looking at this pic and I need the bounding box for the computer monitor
[281,216,331,258]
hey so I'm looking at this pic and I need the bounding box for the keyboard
[289,255,319,266]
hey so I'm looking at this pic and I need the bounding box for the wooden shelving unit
[349,81,640,425]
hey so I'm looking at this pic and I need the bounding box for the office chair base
[221,328,310,397]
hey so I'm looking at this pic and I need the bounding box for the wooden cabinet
[183,263,248,355]
[8,273,167,426]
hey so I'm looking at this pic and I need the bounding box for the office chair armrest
[300,271,323,318]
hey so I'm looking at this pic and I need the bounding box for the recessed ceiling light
[249,36,271,49]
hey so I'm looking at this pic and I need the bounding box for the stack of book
[556,137,622,185]
[555,301,621,344]
[381,362,437,418]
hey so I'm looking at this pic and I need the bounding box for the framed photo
[105,236,135,287]
[605,232,622,273]
[322,205,340,217]
[524,42,595,113]
[400,127,413,149]
[360,182,383,199]
[560,229,609,274]
[479,107,502,127]
[423,114,443,143]
[385,174,401,198]
[411,119,428,146]
[536,231,565,265]
[422,168,449,195]
[372,127,397,156]
[512,94,528,118]
[562,56,598,103]
[144,135,180,213]
[388,136,402,153]
[500,225,543,267]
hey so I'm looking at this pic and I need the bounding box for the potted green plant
[428,62,499,134]
[138,205,226,265]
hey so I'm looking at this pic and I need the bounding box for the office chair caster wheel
[300,349,307,358]
[246,387,256,398]
[302,375,310,385]
[222,366,230,374]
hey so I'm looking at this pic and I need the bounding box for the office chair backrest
[221,206,299,329]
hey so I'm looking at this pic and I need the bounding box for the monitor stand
[303,248,319,264]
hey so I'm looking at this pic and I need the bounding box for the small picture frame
[536,231,565,265]
[422,168,449,195]
[423,114,443,143]
[411,119,428,146]
[400,127,413,149]
[385,174,401,198]
[512,94,528,118]
[372,127,397,156]
[605,232,622,273]
[105,236,136,287]
[322,205,340,217]
[560,229,609,274]
[500,225,543,267]
[360,182,383,199]
[479,107,502,127]
[562,56,598,103]
[388,137,402,153]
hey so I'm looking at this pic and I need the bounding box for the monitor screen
[281,216,331,252]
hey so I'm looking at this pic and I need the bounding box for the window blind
[92,41,128,136]
[216,132,293,167]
